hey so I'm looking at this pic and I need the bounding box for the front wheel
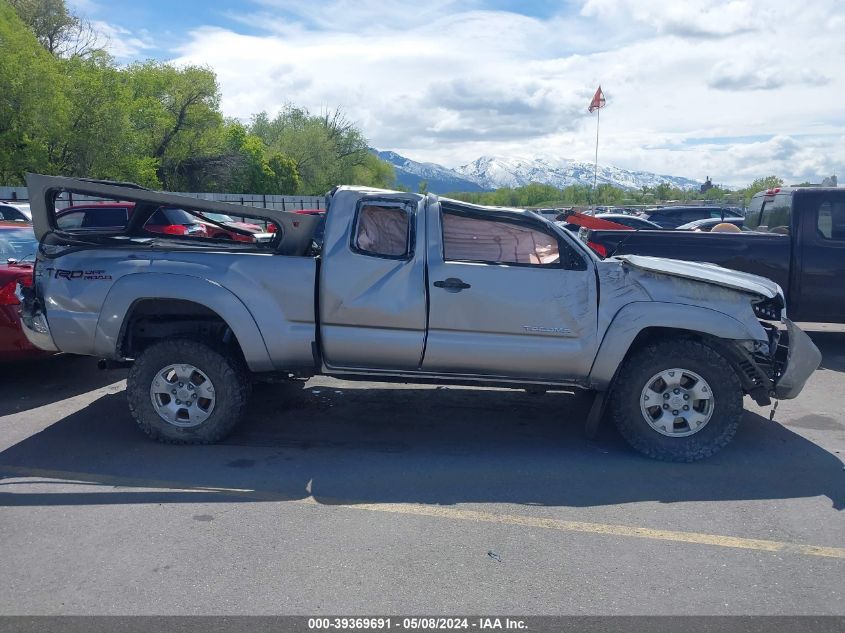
[609,339,743,462]
[127,339,251,444]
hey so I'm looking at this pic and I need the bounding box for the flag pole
[593,104,600,201]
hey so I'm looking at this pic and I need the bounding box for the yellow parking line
[342,502,845,559]
[2,464,844,559]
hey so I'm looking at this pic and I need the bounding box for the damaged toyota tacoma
[19,174,821,461]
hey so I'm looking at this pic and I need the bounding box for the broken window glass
[354,205,410,257]
[442,211,560,266]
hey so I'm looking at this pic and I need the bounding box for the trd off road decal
[44,268,113,281]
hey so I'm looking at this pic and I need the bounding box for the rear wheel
[127,339,250,444]
[610,339,743,461]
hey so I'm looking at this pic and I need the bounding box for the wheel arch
[93,273,273,372]
[589,301,765,391]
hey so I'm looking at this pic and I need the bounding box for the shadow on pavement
[807,330,845,372]
[0,355,126,417]
[0,377,842,510]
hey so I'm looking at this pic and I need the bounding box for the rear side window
[57,211,84,229]
[746,196,765,228]
[81,207,128,229]
[679,209,708,222]
[817,200,845,241]
[148,207,195,226]
[0,205,26,221]
[758,194,792,234]
[442,211,561,266]
[353,203,411,258]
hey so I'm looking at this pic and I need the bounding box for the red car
[199,212,266,242]
[57,203,267,242]
[0,222,50,360]
[57,202,209,238]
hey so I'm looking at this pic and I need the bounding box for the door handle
[433,278,471,292]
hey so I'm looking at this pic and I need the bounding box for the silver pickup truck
[20,174,821,461]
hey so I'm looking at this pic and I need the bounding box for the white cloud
[92,21,156,59]
[580,0,760,39]
[167,0,845,185]
[62,0,154,60]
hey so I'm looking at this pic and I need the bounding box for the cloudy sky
[71,0,844,186]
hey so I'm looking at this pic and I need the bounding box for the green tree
[595,183,625,204]
[267,153,301,194]
[250,106,392,194]
[653,182,672,201]
[217,121,301,194]
[46,53,159,183]
[125,61,222,189]
[702,185,727,201]
[348,152,394,189]
[740,175,783,205]
[9,0,101,58]
[0,0,64,183]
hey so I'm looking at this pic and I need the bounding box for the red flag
[588,85,606,113]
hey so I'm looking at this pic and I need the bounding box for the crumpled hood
[614,254,780,299]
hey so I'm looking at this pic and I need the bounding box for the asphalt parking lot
[0,325,843,615]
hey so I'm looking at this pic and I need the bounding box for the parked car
[561,213,662,233]
[0,202,31,223]
[675,217,745,232]
[57,203,208,238]
[20,174,821,461]
[199,212,267,242]
[0,222,51,360]
[640,206,744,229]
[582,186,845,323]
[531,208,572,222]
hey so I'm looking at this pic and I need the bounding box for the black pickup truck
[584,187,845,323]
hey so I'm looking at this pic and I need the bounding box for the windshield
[202,212,235,223]
[0,226,38,261]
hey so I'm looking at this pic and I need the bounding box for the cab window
[352,204,411,258]
[758,194,792,234]
[442,210,560,266]
[817,200,845,241]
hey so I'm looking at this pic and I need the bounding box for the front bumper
[774,319,821,399]
[16,283,58,352]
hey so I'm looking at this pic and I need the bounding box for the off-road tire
[610,338,743,462]
[127,339,251,444]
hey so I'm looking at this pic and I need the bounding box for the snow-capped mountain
[455,155,700,191]
[370,150,486,193]
[372,149,700,194]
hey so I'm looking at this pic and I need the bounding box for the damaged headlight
[752,294,785,322]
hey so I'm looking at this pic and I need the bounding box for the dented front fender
[588,301,766,389]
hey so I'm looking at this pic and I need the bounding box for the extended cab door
[422,202,598,381]
[793,189,845,322]
[319,191,427,370]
